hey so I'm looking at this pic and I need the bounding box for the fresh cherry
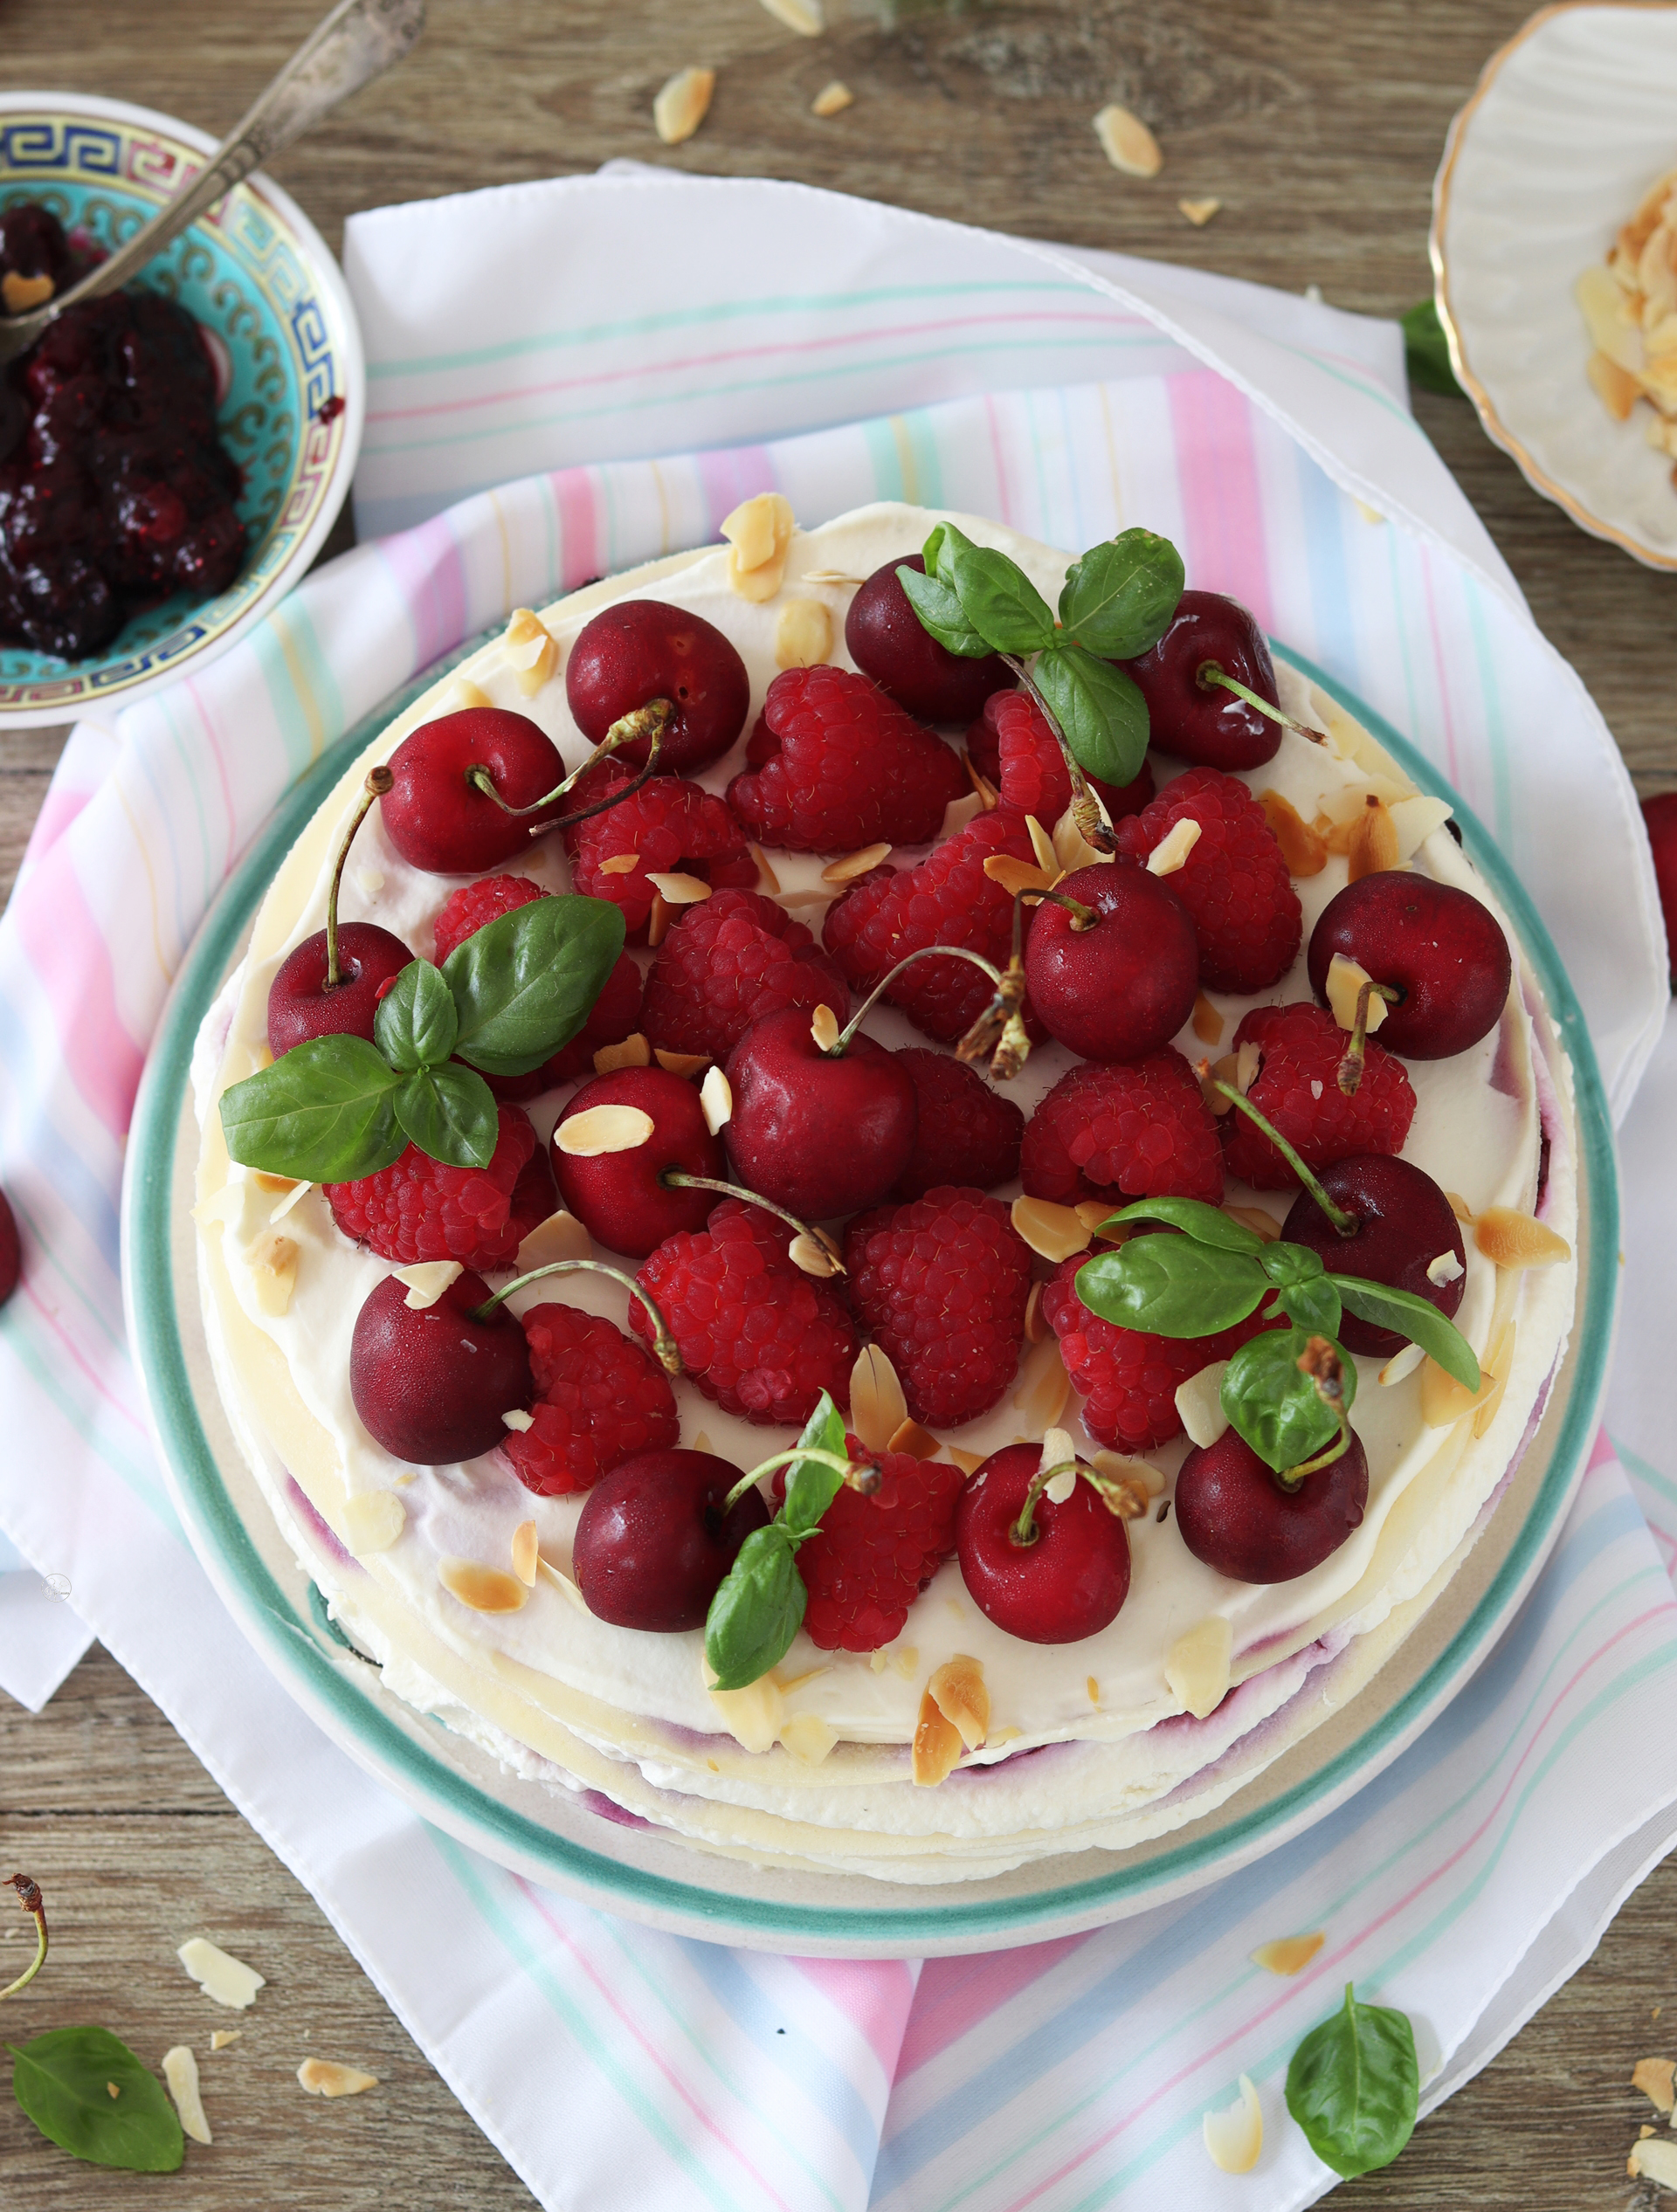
[1022,863,1198,1062]
[956,1443,1132,1643]
[1280,1154,1467,1357]
[381,707,569,873]
[845,555,1011,724]
[573,1448,769,1631]
[0,1185,20,1307]
[1175,1423,1369,1583]
[1308,872,1513,1059]
[723,1006,916,1218]
[267,767,413,1056]
[350,1267,532,1464]
[566,600,749,776]
[1645,792,1677,990]
[552,1065,727,1258]
[1117,591,1283,771]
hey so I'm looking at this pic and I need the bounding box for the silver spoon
[0,0,425,366]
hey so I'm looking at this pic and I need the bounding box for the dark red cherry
[0,1186,20,1306]
[1308,872,1513,1059]
[266,922,414,1057]
[1175,1424,1369,1583]
[723,1007,916,1218]
[349,1268,532,1464]
[956,1443,1131,1643]
[382,708,569,873]
[846,555,1011,724]
[1117,590,1282,771]
[1280,1155,1466,1357]
[1022,863,1198,1062]
[552,1065,725,1258]
[573,1448,769,1631]
[566,600,749,776]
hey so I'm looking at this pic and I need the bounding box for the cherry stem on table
[662,1172,845,1276]
[1336,977,1401,1099]
[462,701,671,829]
[1,1875,46,2002]
[721,1447,877,1517]
[325,766,394,991]
[999,651,1117,853]
[468,1258,681,1375]
[1210,1078,1359,1237]
[1195,661,1309,736]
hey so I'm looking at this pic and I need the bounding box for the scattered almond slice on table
[759,0,823,31]
[1094,101,1163,178]
[297,2057,379,2098]
[162,2046,212,2145]
[811,80,852,118]
[177,1937,265,2010]
[1633,2056,1677,2114]
[653,66,714,147]
[1178,197,1221,227]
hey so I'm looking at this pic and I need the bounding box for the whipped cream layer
[192,503,1578,1880]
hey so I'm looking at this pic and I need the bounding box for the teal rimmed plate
[0,93,362,726]
[121,643,1618,1956]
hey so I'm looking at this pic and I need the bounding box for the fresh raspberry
[845,1187,1032,1429]
[775,1437,965,1651]
[967,691,1155,821]
[890,1048,1023,1202]
[325,1104,556,1269]
[1222,1002,1416,1189]
[500,1303,679,1495]
[641,888,847,1061]
[1115,767,1301,991]
[430,872,545,962]
[1020,1053,1224,1208]
[821,808,1040,1044]
[632,1198,859,1426]
[566,764,758,940]
[728,666,967,851]
[1042,1257,1274,1452]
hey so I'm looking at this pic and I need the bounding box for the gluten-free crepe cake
[190,501,1579,1883]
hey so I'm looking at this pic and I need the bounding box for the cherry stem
[1274,1336,1351,1491]
[1275,1416,1351,1491]
[1,1876,46,2002]
[468,1258,681,1375]
[1336,978,1401,1099]
[1009,1457,1081,1547]
[1022,885,1098,929]
[999,652,1117,852]
[462,701,670,830]
[721,1447,875,1517]
[1210,1078,1359,1237]
[662,1173,845,1276]
[326,766,394,991]
[1195,662,1307,735]
[836,942,1010,1056]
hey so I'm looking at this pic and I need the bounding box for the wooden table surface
[2,1,1674,2204]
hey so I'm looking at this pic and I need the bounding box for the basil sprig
[219,893,625,1183]
[9,2025,183,2172]
[1073,1197,1480,1474]
[705,1392,850,1693]
[895,522,1184,789]
[1286,1983,1419,2179]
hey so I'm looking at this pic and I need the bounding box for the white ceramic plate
[1432,2,1677,569]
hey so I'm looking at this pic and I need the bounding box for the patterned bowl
[0,92,363,726]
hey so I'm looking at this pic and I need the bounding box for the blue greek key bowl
[0,93,363,725]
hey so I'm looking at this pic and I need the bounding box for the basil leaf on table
[390,1064,499,1169]
[1106,1196,1265,1254]
[704,1526,805,1695]
[1401,300,1464,399]
[445,894,626,1078]
[1031,644,1149,787]
[1058,528,1184,659]
[779,1391,850,1538]
[1332,1275,1480,1389]
[9,2026,183,2172]
[1286,1983,1419,2179]
[896,562,991,658]
[1221,1327,1356,1471]
[218,1036,404,1183]
[942,538,1057,656]
[1075,1235,1269,1339]
[374,959,458,1072]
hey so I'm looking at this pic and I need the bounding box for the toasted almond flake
[1166,1616,1232,1718]
[948,1445,986,1476]
[964,754,1000,809]
[511,1520,539,1587]
[1203,2074,1262,2174]
[1474,1206,1570,1270]
[162,2046,211,2145]
[1446,1189,1476,1224]
[940,790,986,841]
[1022,1279,1048,1347]
[811,79,853,116]
[1044,1464,1077,1504]
[1472,1321,1515,1438]
[775,596,832,668]
[707,1666,783,1752]
[1201,1044,1258,1114]
[395,1259,463,1310]
[1076,1197,1123,1241]
[1175,1362,1231,1449]
[1222,1203,1280,1244]
[1178,196,1221,227]
[1635,2057,1677,2114]
[700,1064,733,1134]
[807,1005,842,1055]
[445,675,493,713]
[721,490,795,600]
[654,1047,711,1078]
[653,65,714,146]
[597,851,640,875]
[210,2029,241,2052]
[983,852,1056,899]
[1629,2135,1677,2186]
[1346,796,1400,880]
[788,1230,844,1278]
[1094,100,1163,178]
[503,607,560,695]
[178,1938,266,2011]
[1089,1446,1165,1497]
[536,1555,588,1610]
[342,1491,405,1557]
[556,1103,656,1156]
[760,0,824,31]
[778,1712,838,1766]
[514,1209,591,1273]
[645,871,711,905]
[823,841,893,885]
[1421,1316,1513,1430]
[1325,952,1389,1036]
[298,2057,379,2098]
[593,1031,653,1074]
[646,892,673,947]
[748,842,781,893]
[438,1557,529,1614]
[1146,817,1201,875]
[1011,1194,1093,1263]
[1256,788,1328,876]
[887,1416,942,1459]
[1191,991,1224,1045]
[869,1648,887,1672]
[1388,793,1453,862]
[501,1407,535,1433]
[1426,1248,1465,1286]
[1041,1424,1076,1471]
[1011,1334,1070,1429]
[254,1171,298,1194]
[928,1654,990,1749]
[776,886,837,909]
[852,1344,908,1453]
[1378,1340,1426,1387]
[1251,1932,1326,1976]
[2,270,54,314]
[912,1688,965,1785]
[267,1178,314,1223]
[245,1230,299,1316]
[1026,814,1058,872]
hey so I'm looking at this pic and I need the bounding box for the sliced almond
[851,1344,908,1454]
[1089,1446,1166,1499]
[297,2057,379,2098]
[760,0,824,31]
[1346,795,1400,881]
[809,1003,842,1051]
[1473,1206,1570,1270]
[823,841,892,885]
[947,1445,986,1477]
[342,1491,404,1557]
[1024,1280,1047,1344]
[1251,1932,1326,1976]
[177,1938,266,2011]
[749,842,781,893]
[1146,817,1201,875]
[963,753,1000,810]
[503,607,560,695]
[444,675,493,713]
[811,79,853,117]
[1076,1197,1123,1242]
[556,1103,656,1156]
[1011,1335,1070,1429]
[1202,2074,1262,2174]
[500,1408,535,1433]
[511,1521,539,1587]
[983,852,1056,899]
[1379,1340,1426,1387]
[653,65,715,146]
[162,2046,212,2145]
[1421,1317,1513,1430]
[1426,1248,1464,1286]
[1259,788,1328,876]
[887,1417,942,1460]
[1011,1194,1093,1264]
[1052,805,1113,875]
[1191,990,1224,1045]
[597,851,640,875]
[707,1665,784,1753]
[395,1259,463,1310]
[1633,2057,1677,2114]
[1025,814,1058,872]
[779,1712,837,1763]
[787,1229,843,1278]
[1629,2136,1677,2187]
[700,1064,733,1134]
[940,790,987,841]
[1325,952,1388,1037]
[514,1209,590,1272]
[1388,793,1453,862]
[927,1654,990,1749]
[210,2029,241,2052]
[647,892,673,948]
[912,1688,964,1786]
[266,1178,314,1223]
[245,1230,299,1316]
[721,490,795,600]
[536,1555,588,1610]
[593,1031,652,1074]
[1222,1203,1280,1244]
[1094,100,1163,178]
[654,1048,711,1078]
[1175,1362,1231,1449]
[775,597,832,668]
[438,1558,529,1614]
[1087,1675,1101,1703]
[645,871,711,905]
[1446,1189,1476,1224]
[1472,1320,1515,1438]
[1178,196,1221,227]
[1166,1616,1233,1719]
[1,270,54,314]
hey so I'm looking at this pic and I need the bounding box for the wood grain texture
[0,1,1674,2205]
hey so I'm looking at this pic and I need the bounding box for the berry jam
[0,203,246,661]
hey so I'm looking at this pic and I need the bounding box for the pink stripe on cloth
[894,1934,1087,2080]
[696,445,777,534]
[1165,372,1273,631]
[376,509,473,668]
[788,1956,917,2079]
[18,785,93,875]
[552,465,603,590]
[15,850,145,1140]
[1588,1423,1618,1474]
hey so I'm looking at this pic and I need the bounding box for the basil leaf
[1058,528,1185,658]
[445,894,626,1078]
[1331,1275,1481,1389]
[1258,1240,1324,1287]
[780,1390,849,1539]
[218,1037,405,1182]
[1402,300,1464,399]
[704,1526,806,1693]
[1032,644,1149,787]
[375,959,458,1072]
[1221,1327,1357,1471]
[945,539,1056,656]
[1107,1196,1264,1253]
[1075,1236,1267,1338]
[1286,1983,1419,2180]
[897,562,991,658]
[9,2026,183,2172]
[921,520,970,587]
[1275,1276,1342,1340]
[391,1064,499,1168]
